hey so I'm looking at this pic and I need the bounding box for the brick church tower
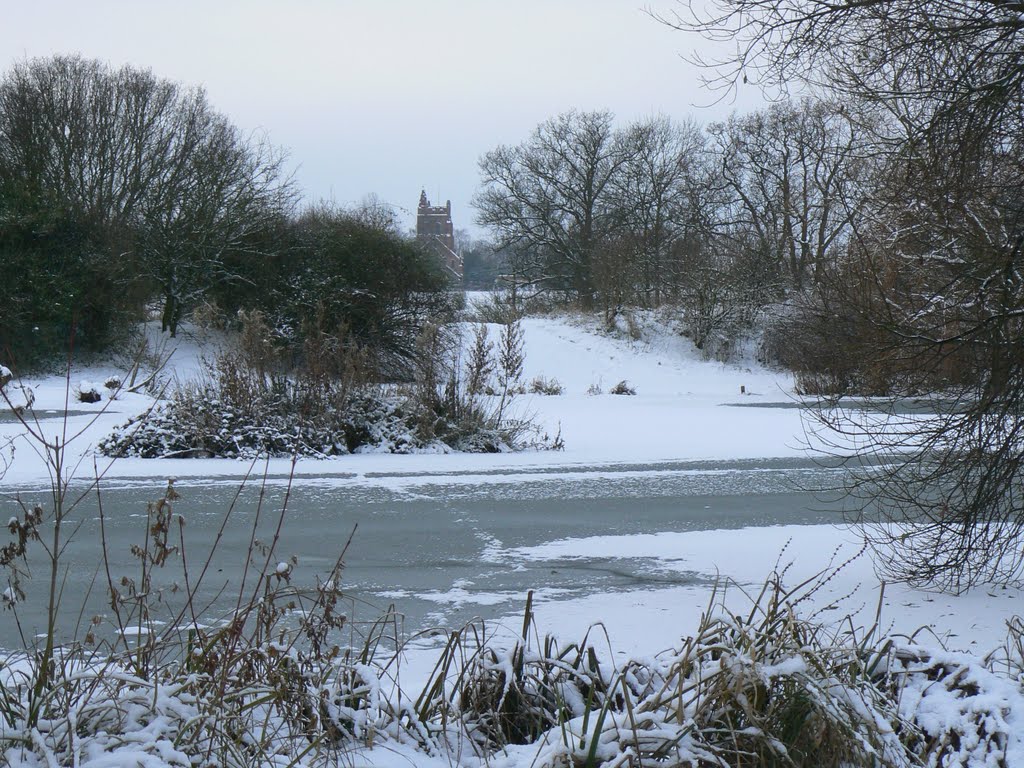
[416,190,463,282]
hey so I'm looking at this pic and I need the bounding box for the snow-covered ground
[3,306,1024,766]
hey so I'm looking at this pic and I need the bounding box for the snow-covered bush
[99,333,552,459]
[75,380,102,403]
[405,571,1024,768]
[890,646,1024,767]
[99,382,416,459]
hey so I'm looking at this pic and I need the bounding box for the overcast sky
[1,1,764,236]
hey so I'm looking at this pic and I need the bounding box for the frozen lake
[0,457,849,649]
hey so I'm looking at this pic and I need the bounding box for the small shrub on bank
[464,323,495,397]
[468,289,563,324]
[409,320,549,454]
[609,379,636,395]
[469,291,523,324]
[75,381,102,403]
[604,307,643,340]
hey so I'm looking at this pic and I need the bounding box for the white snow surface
[490,524,1024,657]
[3,306,1024,767]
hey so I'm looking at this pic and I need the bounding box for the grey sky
[1,1,763,236]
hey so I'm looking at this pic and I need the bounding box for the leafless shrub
[190,299,228,331]
[469,292,523,325]
[410,322,549,453]
[496,320,525,422]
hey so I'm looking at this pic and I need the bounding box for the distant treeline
[473,97,1024,395]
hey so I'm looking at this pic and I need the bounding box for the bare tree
[665,1,1024,589]
[0,56,183,228]
[352,193,400,233]
[611,115,709,306]
[659,1,1024,133]
[474,110,628,306]
[136,111,293,336]
[0,56,183,359]
[707,98,871,291]
[810,137,1024,592]
[0,55,295,340]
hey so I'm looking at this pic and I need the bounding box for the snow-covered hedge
[100,390,404,458]
[104,392,434,459]
[98,385,536,459]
